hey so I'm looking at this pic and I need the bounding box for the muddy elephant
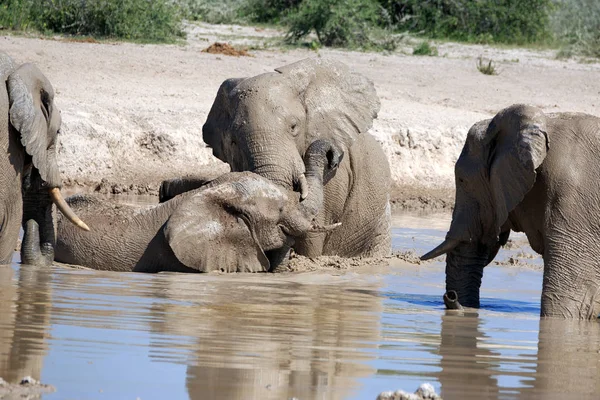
[422,104,600,319]
[0,51,88,266]
[202,57,391,258]
[48,140,339,272]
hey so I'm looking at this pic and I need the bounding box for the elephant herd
[2,50,600,320]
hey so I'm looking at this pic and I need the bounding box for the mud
[0,376,55,398]
[202,42,252,57]
[377,383,442,400]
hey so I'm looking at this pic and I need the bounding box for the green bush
[0,0,184,42]
[242,0,302,23]
[179,0,245,24]
[412,41,437,56]
[551,0,600,58]
[285,0,386,48]
[385,0,553,44]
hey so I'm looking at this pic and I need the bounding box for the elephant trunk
[246,136,309,200]
[280,139,342,236]
[21,176,55,266]
[445,245,487,309]
[21,166,89,265]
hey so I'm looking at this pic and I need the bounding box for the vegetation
[412,41,437,56]
[0,0,184,42]
[0,0,597,57]
[476,57,498,75]
[551,0,600,58]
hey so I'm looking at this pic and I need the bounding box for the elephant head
[164,139,341,272]
[5,58,89,265]
[421,104,549,308]
[202,57,379,199]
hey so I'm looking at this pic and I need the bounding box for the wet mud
[2,210,597,399]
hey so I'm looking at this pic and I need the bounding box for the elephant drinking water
[422,104,600,319]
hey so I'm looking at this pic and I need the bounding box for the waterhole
[1,210,598,399]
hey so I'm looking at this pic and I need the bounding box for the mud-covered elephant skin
[203,57,391,258]
[0,51,88,266]
[52,140,338,272]
[422,104,600,319]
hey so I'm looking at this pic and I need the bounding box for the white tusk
[298,174,309,200]
[420,237,460,260]
[49,188,90,232]
[308,222,341,233]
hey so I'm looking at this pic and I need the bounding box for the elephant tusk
[443,290,464,310]
[297,174,309,200]
[49,188,90,232]
[420,237,460,260]
[308,222,341,233]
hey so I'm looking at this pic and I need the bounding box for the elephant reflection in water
[436,312,502,399]
[437,313,600,399]
[147,277,383,400]
[524,319,600,397]
[0,265,51,383]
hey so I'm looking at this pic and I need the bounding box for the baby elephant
[38,140,338,272]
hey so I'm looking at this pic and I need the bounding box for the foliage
[412,41,437,56]
[0,0,184,42]
[179,0,245,24]
[241,0,302,23]
[387,0,553,44]
[284,0,388,48]
[551,0,600,58]
[476,57,498,75]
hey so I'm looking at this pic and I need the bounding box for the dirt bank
[2,23,598,208]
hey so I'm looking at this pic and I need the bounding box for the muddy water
[1,210,598,399]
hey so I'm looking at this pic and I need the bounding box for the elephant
[0,51,88,266]
[202,57,391,258]
[421,104,600,319]
[46,140,340,272]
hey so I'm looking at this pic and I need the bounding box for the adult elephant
[48,140,339,272]
[421,104,600,319]
[0,51,88,266]
[202,57,391,258]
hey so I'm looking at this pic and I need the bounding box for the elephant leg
[159,173,224,203]
[266,247,292,273]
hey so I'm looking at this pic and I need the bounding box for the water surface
[1,210,598,399]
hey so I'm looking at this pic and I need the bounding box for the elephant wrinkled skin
[0,51,87,266]
[202,57,391,258]
[422,104,600,319]
[52,140,338,272]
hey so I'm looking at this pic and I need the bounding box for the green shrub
[0,0,184,42]
[179,0,245,24]
[551,0,600,58]
[242,0,302,23]
[412,41,437,56]
[385,0,553,44]
[476,57,498,75]
[285,0,387,48]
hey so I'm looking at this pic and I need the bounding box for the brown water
[2,210,599,399]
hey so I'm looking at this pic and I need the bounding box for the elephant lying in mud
[0,51,88,266]
[42,140,338,272]
[422,104,600,319]
[202,57,391,258]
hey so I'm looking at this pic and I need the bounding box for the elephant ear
[202,78,246,162]
[164,184,270,273]
[8,63,61,187]
[0,52,15,82]
[276,57,380,152]
[486,104,549,231]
